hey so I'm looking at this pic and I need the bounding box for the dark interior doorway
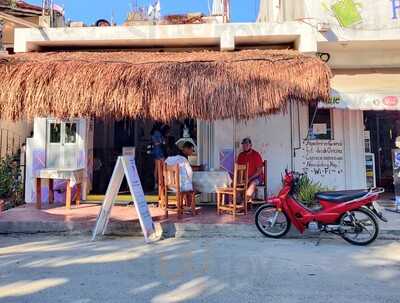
[364,111,400,192]
[92,118,197,194]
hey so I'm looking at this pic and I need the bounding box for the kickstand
[385,206,400,214]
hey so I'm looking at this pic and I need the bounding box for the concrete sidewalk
[0,203,400,240]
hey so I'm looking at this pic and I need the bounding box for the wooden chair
[161,163,197,218]
[248,160,268,208]
[216,163,249,217]
[155,159,165,208]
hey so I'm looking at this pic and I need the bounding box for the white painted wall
[214,112,292,195]
[14,22,317,53]
[25,118,91,203]
[25,118,47,203]
[213,105,366,196]
[342,109,366,189]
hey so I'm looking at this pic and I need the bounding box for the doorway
[364,111,400,192]
[91,118,198,194]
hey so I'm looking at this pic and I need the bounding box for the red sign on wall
[383,96,399,107]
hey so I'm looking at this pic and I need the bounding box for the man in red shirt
[237,137,264,199]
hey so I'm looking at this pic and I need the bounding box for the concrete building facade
[10,0,400,202]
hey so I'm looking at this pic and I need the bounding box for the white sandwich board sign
[92,156,155,243]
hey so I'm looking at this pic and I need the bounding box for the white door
[46,120,79,168]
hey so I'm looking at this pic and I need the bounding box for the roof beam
[0,11,40,28]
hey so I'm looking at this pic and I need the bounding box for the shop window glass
[50,123,61,143]
[308,105,333,140]
[65,123,77,143]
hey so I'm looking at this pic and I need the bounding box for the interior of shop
[92,118,198,194]
[364,111,400,194]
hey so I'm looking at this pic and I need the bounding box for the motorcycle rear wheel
[340,208,379,246]
[255,205,291,238]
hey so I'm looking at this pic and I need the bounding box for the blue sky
[30,0,260,25]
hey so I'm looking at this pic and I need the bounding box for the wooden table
[36,168,85,209]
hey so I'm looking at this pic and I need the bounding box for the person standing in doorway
[151,122,166,190]
[237,137,264,200]
[160,124,171,156]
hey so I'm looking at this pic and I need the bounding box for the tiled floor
[0,202,255,225]
[1,199,399,230]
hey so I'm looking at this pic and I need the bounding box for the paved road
[0,235,399,303]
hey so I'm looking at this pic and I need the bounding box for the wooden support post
[48,179,54,205]
[36,178,42,209]
[66,180,72,209]
[191,192,196,216]
[76,183,81,208]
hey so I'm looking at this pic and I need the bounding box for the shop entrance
[364,111,400,192]
[91,118,197,194]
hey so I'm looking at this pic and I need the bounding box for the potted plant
[0,155,23,212]
[294,174,330,209]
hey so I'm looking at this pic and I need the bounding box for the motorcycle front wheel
[255,205,291,238]
[340,208,379,246]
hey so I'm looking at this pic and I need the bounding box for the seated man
[237,137,263,199]
[165,141,195,192]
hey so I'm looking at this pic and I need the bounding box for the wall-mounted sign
[298,140,345,189]
[219,148,234,175]
[316,0,400,29]
[383,96,399,107]
[319,91,400,111]
[325,0,363,27]
[313,123,328,135]
[122,147,136,157]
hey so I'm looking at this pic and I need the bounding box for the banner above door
[319,71,400,111]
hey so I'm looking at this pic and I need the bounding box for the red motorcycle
[255,170,387,245]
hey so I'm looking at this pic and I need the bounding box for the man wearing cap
[237,137,264,199]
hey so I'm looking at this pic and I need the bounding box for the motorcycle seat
[315,190,369,203]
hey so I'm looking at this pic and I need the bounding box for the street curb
[171,223,400,240]
[1,220,400,240]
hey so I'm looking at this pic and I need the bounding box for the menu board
[121,156,154,240]
[92,156,155,243]
[298,140,345,189]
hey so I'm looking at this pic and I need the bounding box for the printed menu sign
[93,156,155,243]
[302,141,345,177]
[121,156,154,239]
[297,140,345,189]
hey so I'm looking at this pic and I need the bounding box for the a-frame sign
[92,156,156,243]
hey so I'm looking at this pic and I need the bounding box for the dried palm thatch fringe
[0,49,331,121]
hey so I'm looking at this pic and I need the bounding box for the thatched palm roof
[0,49,331,121]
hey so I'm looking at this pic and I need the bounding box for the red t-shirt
[237,149,263,180]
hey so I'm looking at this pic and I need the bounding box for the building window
[49,123,61,143]
[65,122,77,143]
[308,104,333,140]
